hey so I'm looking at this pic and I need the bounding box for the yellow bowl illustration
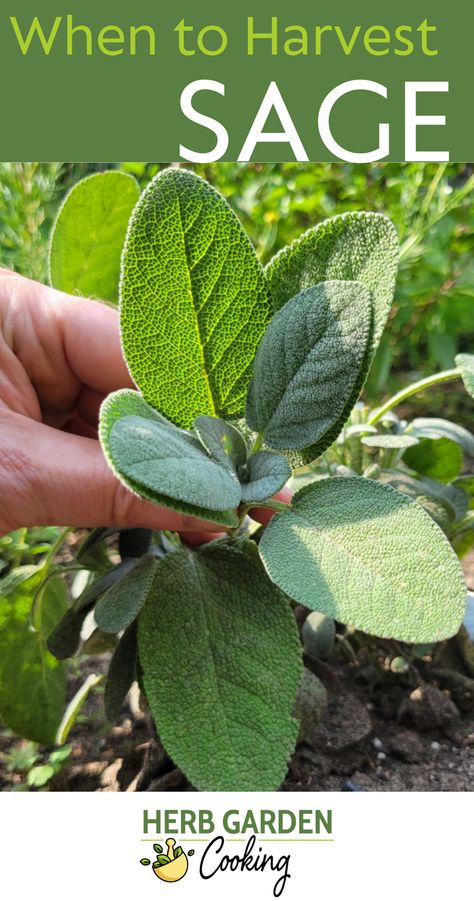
[153,855,188,883]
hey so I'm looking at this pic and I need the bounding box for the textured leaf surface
[138,540,302,791]
[259,478,466,643]
[265,212,399,461]
[0,573,67,743]
[49,171,139,303]
[120,168,272,426]
[403,437,463,483]
[47,606,89,659]
[194,415,247,471]
[74,557,138,611]
[240,452,291,503]
[456,353,474,398]
[362,434,418,449]
[95,554,158,633]
[246,281,372,451]
[408,417,474,457]
[105,622,137,721]
[100,390,239,528]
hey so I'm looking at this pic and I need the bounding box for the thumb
[0,410,222,534]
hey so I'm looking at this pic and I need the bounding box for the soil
[1,553,473,793]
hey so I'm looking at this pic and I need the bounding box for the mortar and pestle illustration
[152,838,189,882]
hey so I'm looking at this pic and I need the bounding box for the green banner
[1,0,472,161]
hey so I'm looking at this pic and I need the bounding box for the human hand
[0,269,289,537]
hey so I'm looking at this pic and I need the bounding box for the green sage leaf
[265,212,399,461]
[138,540,302,791]
[408,417,474,457]
[47,607,90,659]
[380,470,468,523]
[259,478,466,643]
[456,353,474,398]
[120,168,272,427]
[74,558,138,612]
[49,171,140,303]
[100,390,240,528]
[240,451,291,504]
[362,434,419,449]
[246,281,372,451]
[95,555,158,634]
[194,415,248,471]
[104,622,138,721]
[403,437,463,483]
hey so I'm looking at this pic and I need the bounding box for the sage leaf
[73,557,138,612]
[265,212,399,461]
[49,171,139,303]
[379,470,468,523]
[138,540,302,791]
[194,415,248,471]
[240,451,291,504]
[259,478,466,643]
[104,622,138,721]
[362,434,419,449]
[456,353,474,398]
[95,554,158,634]
[403,437,463,483]
[100,390,240,528]
[0,572,67,744]
[408,417,474,457]
[47,607,90,659]
[120,168,272,427]
[246,281,372,451]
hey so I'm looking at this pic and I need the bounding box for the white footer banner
[0,792,470,898]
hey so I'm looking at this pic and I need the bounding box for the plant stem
[41,527,71,570]
[251,432,264,454]
[368,368,461,426]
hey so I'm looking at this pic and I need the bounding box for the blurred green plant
[0,163,61,281]
[0,738,72,791]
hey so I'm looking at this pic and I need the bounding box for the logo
[140,837,195,883]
